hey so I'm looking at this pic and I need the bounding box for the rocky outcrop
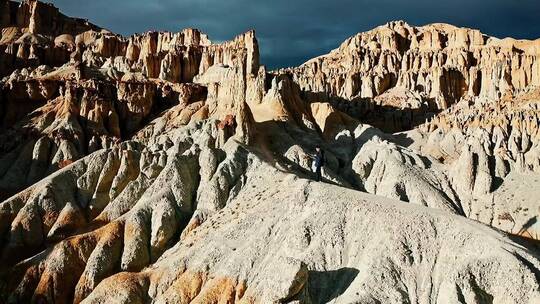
[352,137,463,213]
[0,0,101,77]
[280,20,540,132]
[74,28,259,84]
[0,0,100,36]
[1,0,259,80]
[387,90,540,239]
[0,77,208,197]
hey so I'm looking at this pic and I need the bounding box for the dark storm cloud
[45,0,540,69]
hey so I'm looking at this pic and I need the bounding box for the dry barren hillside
[0,1,539,303]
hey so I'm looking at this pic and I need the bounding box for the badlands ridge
[0,0,539,303]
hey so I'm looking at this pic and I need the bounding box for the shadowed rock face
[0,1,540,303]
[0,0,100,36]
[0,0,101,77]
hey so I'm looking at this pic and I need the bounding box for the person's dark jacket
[314,151,325,168]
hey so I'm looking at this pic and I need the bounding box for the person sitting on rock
[312,146,325,182]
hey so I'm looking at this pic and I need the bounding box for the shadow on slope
[307,267,360,303]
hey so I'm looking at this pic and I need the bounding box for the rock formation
[0,0,259,197]
[281,20,540,132]
[0,1,539,303]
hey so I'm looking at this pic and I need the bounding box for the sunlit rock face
[279,20,540,132]
[0,1,539,304]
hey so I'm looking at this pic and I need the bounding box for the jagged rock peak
[0,0,102,36]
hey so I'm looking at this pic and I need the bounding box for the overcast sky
[45,0,540,69]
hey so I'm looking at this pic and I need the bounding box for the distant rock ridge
[280,20,540,131]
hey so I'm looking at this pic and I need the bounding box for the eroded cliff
[0,1,539,303]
